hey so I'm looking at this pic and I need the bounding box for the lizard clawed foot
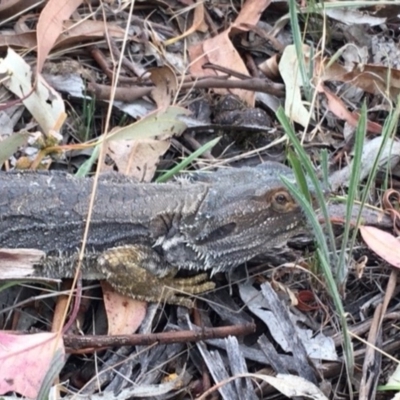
[97,245,215,308]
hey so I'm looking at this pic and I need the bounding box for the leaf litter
[1,1,400,399]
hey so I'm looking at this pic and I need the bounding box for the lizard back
[0,171,207,254]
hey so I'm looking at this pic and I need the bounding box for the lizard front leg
[96,245,215,308]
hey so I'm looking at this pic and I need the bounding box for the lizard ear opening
[196,222,236,244]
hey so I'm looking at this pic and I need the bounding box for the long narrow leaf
[280,177,329,259]
[336,103,366,284]
[277,106,354,389]
[288,1,311,99]
[276,107,337,261]
[156,137,220,183]
[318,249,354,385]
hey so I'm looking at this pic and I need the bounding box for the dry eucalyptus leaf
[107,105,190,142]
[149,65,178,111]
[0,48,65,135]
[101,281,147,336]
[0,248,45,279]
[360,226,400,268]
[279,44,314,127]
[0,332,65,399]
[36,0,83,73]
[0,132,29,167]
[105,139,170,181]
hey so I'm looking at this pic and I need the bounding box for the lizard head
[179,162,315,272]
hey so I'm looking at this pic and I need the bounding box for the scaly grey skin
[0,162,309,306]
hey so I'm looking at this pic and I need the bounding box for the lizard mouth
[195,222,236,244]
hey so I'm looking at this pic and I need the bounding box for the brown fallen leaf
[258,54,280,80]
[149,65,178,112]
[36,0,84,74]
[233,0,271,30]
[190,29,255,105]
[56,19,127,50]
[0,19,127,53]
[0,0,38,20]
[187,0,271,105]
[341,63,400,100]
[104,138,170,181]
[0,31,37,51]
[317,83,382,134]
[316,56,400,100]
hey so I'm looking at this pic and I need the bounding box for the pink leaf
[0,332,65,398]
[101,282,147,335]
[360,226,400,268]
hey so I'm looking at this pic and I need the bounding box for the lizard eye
[274,191,290,204]
[271,191,293,211]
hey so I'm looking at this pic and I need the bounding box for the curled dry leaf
[279,44,314,127]
[253,373,329,400]
[316,55,400,100]
[57,19,127,50]
[325,7,386,26]
[258,54,280,80]
[340,64,400,100]
[0,32,37,51]
[0,20,127,52]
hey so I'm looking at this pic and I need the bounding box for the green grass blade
[277,106,354,391]
[347,99,400,261]
[281,177,329,259]
[276,107,337,260]
[336,103,366,284]
[318,249,354,391]
[320,149,329,187]
[75,144,100,177]
[288,0,311,99]
[156,137,220,183]
[287,149,312,204]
